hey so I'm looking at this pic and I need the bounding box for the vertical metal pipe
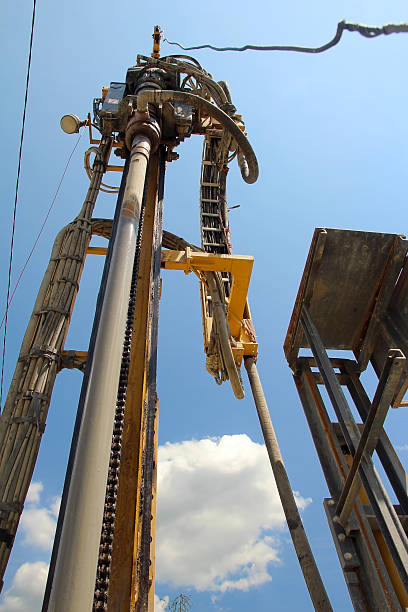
[244,357,333,612]
[47,134,152,612]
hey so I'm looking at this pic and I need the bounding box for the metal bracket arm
[161,249,256,346]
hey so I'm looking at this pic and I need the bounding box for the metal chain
[93,201,146,610]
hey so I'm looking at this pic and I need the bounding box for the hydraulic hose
[138,55,229,108]
[137,90,259,184]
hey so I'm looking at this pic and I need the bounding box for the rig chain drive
[93,206,145,610]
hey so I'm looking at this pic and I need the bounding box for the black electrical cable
[162,20,408,53]
[1,0,37,409]
[0,130,83,335]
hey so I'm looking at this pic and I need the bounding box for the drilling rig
[0,28,266,611]
[1,25,408,612]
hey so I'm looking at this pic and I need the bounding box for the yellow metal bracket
[84,245,258,359]
[161,249,258,358]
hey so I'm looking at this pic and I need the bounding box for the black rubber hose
[137,90,259,184]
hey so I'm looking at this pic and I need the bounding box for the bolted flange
[125,110,161,152]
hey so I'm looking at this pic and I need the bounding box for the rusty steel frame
[300,305,408,594]
[294,364,403,610]
[285,228,408,611]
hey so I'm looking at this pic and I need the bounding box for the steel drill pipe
[0,139,110,587]
[47,131,155,612]
[244,357,333,612]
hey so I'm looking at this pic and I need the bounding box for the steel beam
[105,151,162,611]
[336,351,404,525]
[300,305,361,452]
[300,304,408,596]
[294,364,403,611]
[343,364,408,516]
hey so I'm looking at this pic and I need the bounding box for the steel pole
[47,134,152,612]
[244,357,333,612]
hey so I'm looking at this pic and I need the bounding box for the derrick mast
[0,30,264,611]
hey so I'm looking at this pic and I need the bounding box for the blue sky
[1,1,408,610]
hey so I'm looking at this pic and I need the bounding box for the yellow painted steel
[373,530,408,607]
[85,245,258,363]
[344,455,408,607]
[161,249,258,359]
[106,153,160,611]
[86,246,108,255]
[147,397,159,612]
[152,25,161,59]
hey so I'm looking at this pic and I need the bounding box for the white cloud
[156,434,311,593]
[396,444,408,451]
[0,561,48,612]
[0,436,312,606]
[20,484,60,551]
[50,497,61,518]
[26,482,43,504]
[21,507,57,551]
[155,594,169,610]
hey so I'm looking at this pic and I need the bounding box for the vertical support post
[300,304,408,597]
[244,357,333,612]
[294,364,401,610]
[47,134,153,612]
[133,148,164,611]
[105,148,165,611]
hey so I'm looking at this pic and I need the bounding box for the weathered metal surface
[133,149,164,611]
[300,305,408,594]
[336,351,404,525]
[294,365,402,610]
[286,227,408,610]
[343,364,408,515]
[372,312,408,408]
[284,228,408,369]
[103,151,162,611]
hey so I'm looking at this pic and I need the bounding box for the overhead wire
[0,130,83,335]
[1,0,37,409]
[162,20,408,54]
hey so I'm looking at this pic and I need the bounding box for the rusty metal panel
[284,228,408,368]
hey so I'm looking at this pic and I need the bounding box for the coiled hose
[136,90,259,184]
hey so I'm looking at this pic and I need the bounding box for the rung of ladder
[200,182,219,187]
[203,242,225,247]
[200,198,219,203]
[202,227,222,232]
[202,161,216,165]
[201,212,219,217]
